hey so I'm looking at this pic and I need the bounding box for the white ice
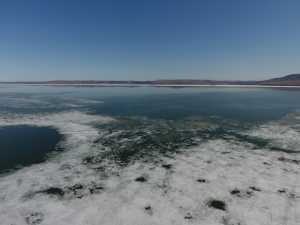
[0,111,299,225]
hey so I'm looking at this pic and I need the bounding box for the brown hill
[259,74,300,86]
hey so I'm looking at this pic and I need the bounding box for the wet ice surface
[0,111,300,225]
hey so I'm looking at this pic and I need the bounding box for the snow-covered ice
[0,111,299,225]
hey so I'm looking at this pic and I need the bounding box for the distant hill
[1,74,300,86]
[259,74,300,86]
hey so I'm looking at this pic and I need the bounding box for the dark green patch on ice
[83,117,293,167]
[87,118,205,166]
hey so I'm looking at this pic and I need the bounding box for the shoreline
[1,83,300,88]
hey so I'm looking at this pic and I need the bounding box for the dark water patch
[207,199,227,211]
[135,176,147,182]
[278,188,288,193]
[144,205,152,210]
[230,189,241,195]
[0,125,62,173]
[144,205,153,215]
[197,178,207,183]
[162,164,172,169]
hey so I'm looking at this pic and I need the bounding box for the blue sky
[0,0,300,81]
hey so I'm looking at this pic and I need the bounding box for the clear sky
[0,0,300,81]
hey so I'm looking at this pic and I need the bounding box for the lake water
[0,125,61,173]
[0,85,300,225]
[1,85,300,121]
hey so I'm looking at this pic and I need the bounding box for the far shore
[1,83,300,88]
